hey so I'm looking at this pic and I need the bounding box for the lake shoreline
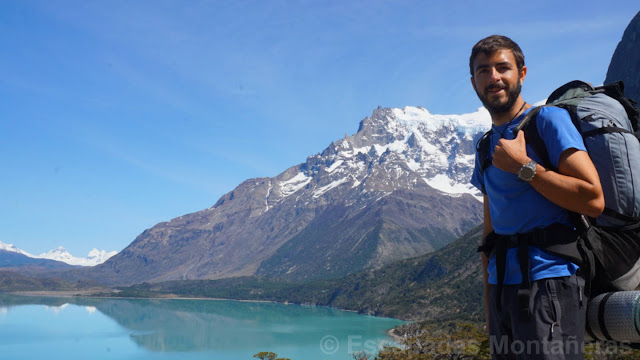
[1,292,406,359]
[9,289,409,323]
[9,289,412,351]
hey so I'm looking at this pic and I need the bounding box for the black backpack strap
[475,129,494,176]
[478,231,496,256]
[582,125,634,138]
[495,236,508,311]
[475,105,557,177]
[576,228,596,300]
[517,238,531,320]
[513,106,553,170]
[596,81,640,133]
[602,208,640,223]
[489,225,583,317]
[517,224,582,320]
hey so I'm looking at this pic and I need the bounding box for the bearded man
[469,35,604,360]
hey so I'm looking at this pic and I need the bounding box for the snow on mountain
[279,172,312,197]
[36,247,118,266]
[1,241,117,267]
[265,105,491,206]
[0,241,34,257]
[368,106,490,198]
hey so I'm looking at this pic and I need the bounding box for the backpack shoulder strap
[514,106,554,170]
[476,106,553,175]
[475,129,494,175]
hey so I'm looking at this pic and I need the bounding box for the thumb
[515,129,525,143]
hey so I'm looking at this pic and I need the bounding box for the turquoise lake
[0,295,405,360]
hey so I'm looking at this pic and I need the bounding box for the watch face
[521,167,534,180]
[518,162,536,181]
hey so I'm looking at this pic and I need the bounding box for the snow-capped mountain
[70,105,488,286]
[37,247,118,267]
[0,241,117,267]
[0,241,33,257]
[338,105,490,199]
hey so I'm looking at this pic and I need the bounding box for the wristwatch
[518,160,537,182]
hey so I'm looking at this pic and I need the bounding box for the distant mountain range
[0,241,117,267]
[0,250,74,274]
[64,106,488,286]
[37,247,118,267]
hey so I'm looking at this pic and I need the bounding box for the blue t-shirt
[471,106,586,285]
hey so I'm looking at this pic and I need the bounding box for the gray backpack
[477,80,640,295]
[523,81,640,227]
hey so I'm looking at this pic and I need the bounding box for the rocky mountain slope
[114,225,485,322]
[70,106,489,286]
[605,11,640,103]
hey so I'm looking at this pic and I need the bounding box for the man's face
[471,49,525,115]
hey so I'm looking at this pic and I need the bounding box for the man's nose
[489,68,501,82]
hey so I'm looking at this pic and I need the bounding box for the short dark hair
[469,35,525,76]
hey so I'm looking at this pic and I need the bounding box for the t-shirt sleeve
[535,107,586,169]
[470,150,486,194]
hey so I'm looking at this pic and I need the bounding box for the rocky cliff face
[605,11,640,104]
[71,106,489,286]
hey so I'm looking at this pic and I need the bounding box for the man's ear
[471,76,477,92]
[519,65,527,85]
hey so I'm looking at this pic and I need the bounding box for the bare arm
[492,130,604,218]
[529,149,604,217]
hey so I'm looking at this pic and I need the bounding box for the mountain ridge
[0,241,117,267]
[62,105,488,286]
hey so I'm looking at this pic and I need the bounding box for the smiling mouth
[486,86,505,95]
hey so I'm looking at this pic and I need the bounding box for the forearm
[529,162,604,218]
[493,135,604,218]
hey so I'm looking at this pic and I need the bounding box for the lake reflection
[0,295,404,360]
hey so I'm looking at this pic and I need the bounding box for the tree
[375,322,490,360]
[352,351,371,360]
[253,352,290,360]
[253,352,277,360]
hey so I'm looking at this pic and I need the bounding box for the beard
[476,80,522,115]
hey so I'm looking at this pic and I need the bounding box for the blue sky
[1,1,638,256]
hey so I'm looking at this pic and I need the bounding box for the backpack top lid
[547,80,640,133]
[547,80,595,105]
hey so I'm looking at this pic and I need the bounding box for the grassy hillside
[0,271,104,293]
